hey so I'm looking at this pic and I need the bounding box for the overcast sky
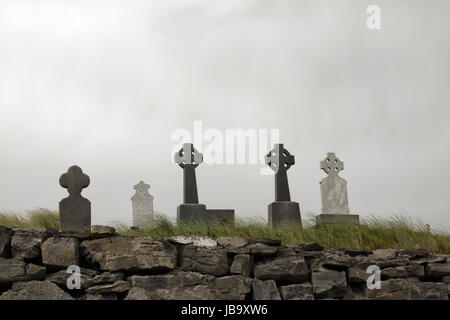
[0,0,449,230]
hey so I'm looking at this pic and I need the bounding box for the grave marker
[59,165,91,238]
[131,181,154,227]
[316,152,359,225]
[265,144,302,227]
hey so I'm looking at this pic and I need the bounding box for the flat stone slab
[268,201,302,228]
[316,214,360,225]
[177,204,234,225]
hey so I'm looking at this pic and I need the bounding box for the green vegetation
[0,208,59,229]
[1,209,449,253]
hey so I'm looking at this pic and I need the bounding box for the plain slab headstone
[265,144,302,228]
[59,165,91,238]
[131,181,154,227]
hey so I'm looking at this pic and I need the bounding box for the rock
[347,267,370,284]
[409,255,446,265]
[410,281,449,300]
[0,281,75,300]
[0,258,46,285]
[312,268,347,299]
[254,256,309,282]
[279,283,314,300]
[294,242,324,252]
[216,237,247,248]
[343,285,368,300]
[46,269,93,290]
[368,278,448,300]
[85,280,131,294]
[11,228,55,259]
[247,238,281,246]
[372,249,397,260]
[80,237,177,272]
[230,254,253,276]
[251,280,281,300]
[41,237,79,268]
[425,263,450,280]
[83,293,118,300]
[179,245,228,276]
[377,258,410,269]
[92,272,124,285]
[343,249,371,257]
[247,243,278,256]
[25,264,46,281]
[91,225,118,239]
[165,235,217,247]
[398,250,428,259]
[320,250,354,270]
[214,275,252,300]
[0,226,12,258]
[381,265,424,280]
[126,272,216,300]
[442,275,450,283]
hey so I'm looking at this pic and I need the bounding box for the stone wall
[0,225,449,300]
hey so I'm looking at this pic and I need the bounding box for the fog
[0,0,449,230]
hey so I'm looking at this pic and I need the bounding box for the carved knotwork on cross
[265,144,295,202]
[320,152,344,176]
[174,143,203,168]
[59,165,90,197]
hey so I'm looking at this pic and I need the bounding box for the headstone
[316,153,359,225]
[59,165,91,238]
[175,143,234,226]
[131,181,154,227]
[265,144,302,227]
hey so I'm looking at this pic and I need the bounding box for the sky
[0,0,449,230]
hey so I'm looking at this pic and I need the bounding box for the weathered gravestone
[131,181,154,227]
[265,144,302,227]
[315,152,359,225]
[59,165,91,238]
[175,143,234,226]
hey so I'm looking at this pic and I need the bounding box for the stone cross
[131,180,154,227]
[174,143,203,204]
[59,165,91,238]
[319,152,350,215]
[265,143,295,201]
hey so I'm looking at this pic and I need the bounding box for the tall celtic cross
[59,165,91,238]
[265,143,295,201]
[174,143,203,204]
[320,152,344,176]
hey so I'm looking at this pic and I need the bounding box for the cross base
[177,204,234,226]
[315,214,360,225]
[268,201,302,228]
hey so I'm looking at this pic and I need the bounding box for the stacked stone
[0,227,449,300]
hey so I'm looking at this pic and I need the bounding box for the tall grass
[116,213,450,253]
[0,210,449,253]
[0,208,59,229]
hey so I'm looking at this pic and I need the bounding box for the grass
[0,209,449,253]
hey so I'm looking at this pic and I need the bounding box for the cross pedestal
[265,144,302,228]
[175,143,234,226]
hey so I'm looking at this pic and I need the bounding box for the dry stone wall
[0,225,449,300]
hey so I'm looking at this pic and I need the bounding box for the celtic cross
[174,143,203,204]
[265,144,295,201]
[320,152,344,176]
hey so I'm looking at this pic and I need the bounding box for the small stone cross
[174,143,203,168]
[59,165,90,196]
[320,152,344,175]
[134,180,150,194]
